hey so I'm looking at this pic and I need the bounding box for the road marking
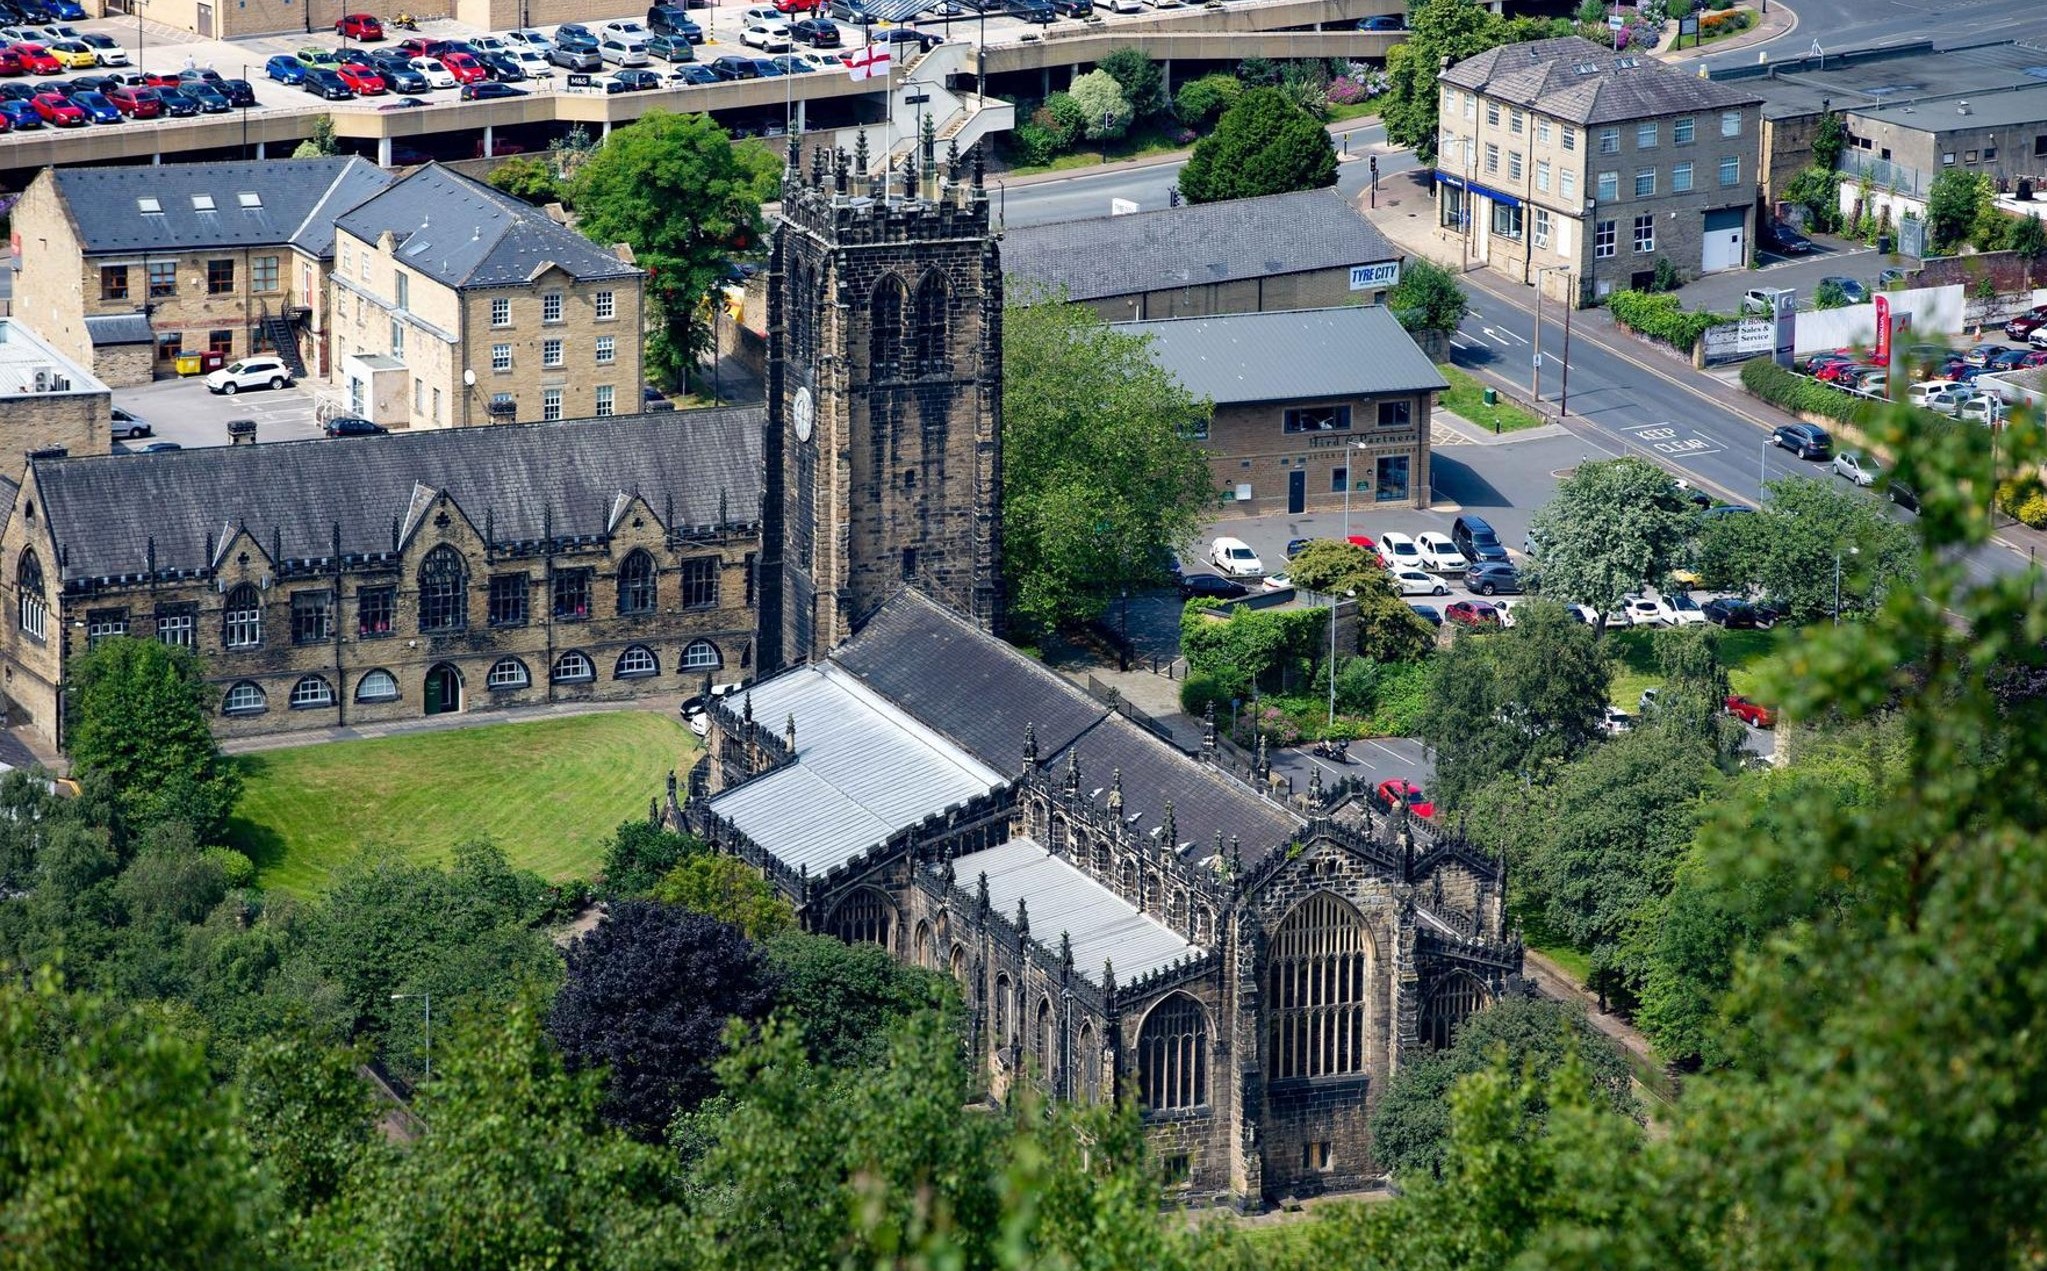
[1625,421,1726,457]
[1483,325,1529,346]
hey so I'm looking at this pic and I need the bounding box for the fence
[1081,673,1183,748]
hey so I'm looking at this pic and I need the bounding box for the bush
[1607,290,1731,353]
[1369,661,1432,737]
[1738,358,1861,424]
[1175,73,1242,130]
[1179,668,1240,719]
[200,845,256,890]
[1998,476,2047,528]
[1039,92,1085,149]
[1009,120,1060,167]
[1651,257,1682,293]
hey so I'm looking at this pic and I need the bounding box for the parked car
[740,20,788,49]
[1451,514,1507,564]
[1413,531,1466,572]
[67,85,114,119]
[336,12,384,39]
[1702,596,1756,628]
[1771,422,1832,460]
[1960,396,2006,426]
[601,68,658,90]
[1604,594,1666,627]
[1209,536,1263,577]
[1601,705,1634,735]
[1388,566,1448,597]
[1988,346,2033,371]
[1832,451,1881,486]
[1963,343,2009,367]
[546,42,599,70]
[647,3,699,35]
[477,51,526,79]
[669,62,718,82]
[1050,0,1092,14]
[1376,779,1435,820]
[1818,275,1868,303]
[1463,560,1521,596]
[645,33,694,60]
[300,68,352,99]
[1375,531,1423,569]
[1446,599,1501,629]
[264,52,306,82]
[2030,326,2047,350]
[106,83,157,115]
[1665,593,1707,625]
[441,50,486,81]
[1179,572,1246,601]
[1358,13,1403,28]
[789,15,840,45]
[29,88,79,122]
[1408,603,1442,627]
[407,56,455,87]
[708,53,759,78]
[45,39,92,68]
[218,77,256,104]
[1802,349,1855,374]
[1889,478,1921,513]
[459,79,526,99]
[2005,306,2047,341]
[295,44,340,68]
[1762,220,1815,254]
[204,355,293,395]
[146,86,201,114]
[1724,694,1777,728]
[868,23,941,49]
[108,406,152,439]
[0,98,38,127]
[322,416,387,437]
[1876,266,1912,289]
[376,62,427,91]
[334,62,384,93]
[504,27,553,49]
[642,385,674,411]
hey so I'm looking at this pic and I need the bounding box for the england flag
[845,42,891,81]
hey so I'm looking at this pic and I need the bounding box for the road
[1696,0,2047,68]
[997,120,1420,227]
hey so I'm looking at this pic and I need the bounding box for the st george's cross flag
[845,42,891,81]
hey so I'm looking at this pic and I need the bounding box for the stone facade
[1208,393,1432,517]
[682,705,1521,1207]
[758,135,1004,672]
[1067,268,1394,325]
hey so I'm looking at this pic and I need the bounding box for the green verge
[1001,123,1190,177]
[1604,626,1780,710]
[1438,363,1549,434]
[230,711,699,896]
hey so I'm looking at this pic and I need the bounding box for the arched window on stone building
[912,269,949,376]
[15,549,45,640]
[994,973,1014,1047]
[1034,996,1055,1071]
[1268,893,1372,1081]
[222,582,262,649]
[616,549,657,615]
[831,885,893,949]
[1076,1022,1101,1102]
[869,274,906,380]
[1421,970,1491,1050]
[417,545,467,633]
[1137,992,1209,1111]
[789,260,813,363]
[913,920,933,969]
[949,944,968,984]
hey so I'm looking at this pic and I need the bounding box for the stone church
[674,140,1523,1207]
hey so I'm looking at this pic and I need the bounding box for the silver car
[1831,451,1881,486]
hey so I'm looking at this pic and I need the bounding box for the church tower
[756,130,1004,672]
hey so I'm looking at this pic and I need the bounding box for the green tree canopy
[1284,540,1436,662]
[1178,87,1337,204]
[601,818,706,897]
[652,853,795,939]
[1001,292,1216,634]
[1388,257,1470,334]
[1382,0,1509,161]
[1925,167,1984,253]
[66,636,242,842]
[1695,475,1917,622]
[1525,457,1696,623]
[1068,69,1134,141]
[761,930,957,1070]
[486,153,565,206]
[569,110,774,390]
[1096,47,1168,118]
[1174,72,1242,130]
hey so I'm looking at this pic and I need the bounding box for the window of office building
[595,290,615,320]
[291,590,333,644]
[1598,170,1618,201]
[491,296,511,326]
[1720,155,1741,186]
[100,265,128,300]
[1535,159,1550,192]
[542,291,563,323]
[417,546,467,633]
[1674,116,1695,145]
[207,259,235,294]
[1283,405,1351,434]
[542,338,563,368]
[1485,101,1499,125]
[148,261,176,298]
[595,385,614,416]
[680,557,719,609]
[1509,108,1522,134]
[553,568,592,620]
[1492,202,1523,239]
[222,584,262,649]
[1635,168,1656,197]
[492,343,511,372]
[1537,118,1551,144]
[1721,110,1741,137]
[357,586,395,637]
[1484,142,1498,173]
[253,255,279,292]
[1673,161,1694,192]
[488,573,529,627]
[1634,214,1655,253]
[1508,150,1523,180]
[1598,127,1619,154]
[1533,207,1551,250]
[543,388,562,421]
[596,335,615,365]
[1637,121,1657,148]
[1596,219,1617,258]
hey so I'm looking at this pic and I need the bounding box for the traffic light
[1168,185,1181,207]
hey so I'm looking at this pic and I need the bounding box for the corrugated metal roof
[1113,305,1448,405]
[951,837,1197,984]
[707,661,1005,875]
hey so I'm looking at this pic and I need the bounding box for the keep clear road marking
[1626,421,1726,458]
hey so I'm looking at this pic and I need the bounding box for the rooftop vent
[136,196,161,214]
[191,194,215,211]
[1958,100,1971,115]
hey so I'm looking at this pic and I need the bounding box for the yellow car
[49,40,97,68]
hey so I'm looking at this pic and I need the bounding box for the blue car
[49,0,85,16]
[265,53,306,83]
[69,88,118,122]
[0,99,41,128]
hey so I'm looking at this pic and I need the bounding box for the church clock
[792,385,814,445]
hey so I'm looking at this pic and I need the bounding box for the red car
[335,63,386,93]
[774,0,822,10]
[11,44,61,74]
[395,36,437,58]
[1445,599,1501,629]
[1724,694,1777,729]
[31,90,83,125]
[1814,359,1865,383]
[0,48,23,76]
[1377,779,1436,820]
[2004,306,2047,340]
[441,50,486,83]
[108,85,161,117]
[140,69,183,88]
[336,12,385,39]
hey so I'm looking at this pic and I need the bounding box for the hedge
[1607,290,1733,354]
[1738,358,1973,442]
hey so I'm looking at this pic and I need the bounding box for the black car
[605,68,661,91]
[300,68,352,100]
[1451,514,1507,565]
[1763,220,1815,254]
[480,52,527,80]
[155,85,201,114]
[459,80,526,99]
[1772,422,1832,460]
[1701,596,1757,629]
[1889,479,1920,513]
[322,416,387,437]
[1180,572,1248,601]
[184,81,231,111]
[1049,0,1090,13]
[1005,0,1053,17]
[380,64,428,91]
[337,45,376,66]
[1407,603,1443,627]
[647,2,691,33]
[669,63,719,83]
[218,77,257,105]
[709,54,761,79]
[789,17,839,45]
[872,23,941,48]
[1698,503,1755,520]
[67,73,117,93]
[642,385,675,411]
[1463,561,1523,596]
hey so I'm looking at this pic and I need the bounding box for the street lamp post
[1534,265,1575,411]
[390,991,431,1084]
[1833,545,1859,624]
[1760,438,1771,502]
[1326,589,1354,726]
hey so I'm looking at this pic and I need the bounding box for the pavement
[110,373,324,452]
[1692,0,2047,71]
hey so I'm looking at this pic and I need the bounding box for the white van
[1209,536,1264,577]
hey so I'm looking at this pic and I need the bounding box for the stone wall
[1207,393,1433,516]
[1,388,111,459]
[92,343,154,390]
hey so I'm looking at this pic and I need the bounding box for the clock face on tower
[792,386,815,444]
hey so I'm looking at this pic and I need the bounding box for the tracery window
[15,550,44,640]
[617,549,657,615]
[1268,893,1371,1080]
[912,270,949,375]
[1138,992,1209,1110]
[869,274,906,380]
[222,583,262,649]
[1421,971,1491,1050]
[417,545,467,633]
[832,885,892,948]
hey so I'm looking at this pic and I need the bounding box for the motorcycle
[390,12,418,29]
[1311,738,1350,763]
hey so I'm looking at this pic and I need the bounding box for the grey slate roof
[1443,36,1763,124]
[1001,189,1399,304]
[706,661,1006,875]
[83,313,152,346]
[950,837,1198,984]
[1113,305,1447,405]
[290,157,402,259]
[335,164,641,291]
[51,157,392,255]
[32,407,763,584]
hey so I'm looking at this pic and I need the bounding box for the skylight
[136,196,161,214]
[191,194,216,211]
[237,191,262,209]
[404,239,432,257]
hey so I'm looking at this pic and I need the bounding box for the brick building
[1114,305,1443,516]
[1001,189,1406,322]
[1435,37,1763,304]
[0,410,759,747]
[0,320,115,459]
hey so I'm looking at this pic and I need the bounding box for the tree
[1815,277,1849,309]
[1068,69,1134,141]
[1001,293,1216,635]
[2009,211,2047,260]
[569,110,770,390]
[292,115,338,158]
[1418,599,1610,807]
[1368,997,1637,1179]
[66,636,242,842]
[237,1028,375,1219]
[652,853,795,940]
[762,930,956,1070]
[1926,166,1983,253]
[486,154,564,206]
[1387,257,1470,335]
[1811,111,1846,169]
[1283,540,1435,663]
[1178,88,1337,204]
[1695,475,1917,623]
[549,900,779,1140]
[1174,72,1241,130]
[601,818,705,897]
[1382,0,1507,161]
[1645,624,1742,759]
[1525,458,1696,625]
[1782,166,1844,233]
[1097,47,1168,118]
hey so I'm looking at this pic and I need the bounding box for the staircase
[261,313,306,378]
[877,41,1015,171]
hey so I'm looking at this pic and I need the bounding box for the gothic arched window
[417,545,467,633]
[912,269,949,376]
[994,973,1014,1046]
[1137,992,1209,1111]
[1034,996,1055,1069]
[15,549,45,640]
[913,920,933,969]
[616,549,657,615]
[789,261,814,363]
[1422,970,1491,1050]
[1076,1022,1101,1103]
[1268,893,1372,1080]
[222,583,262,649]
[831,885,893,949]
[869,274,906,380]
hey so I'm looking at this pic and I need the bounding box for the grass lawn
[230,712,699,896]
[1438,364,1549,434]
[1605,625,1778,710]
[1529,942,1592,986]
[1327,102,1381,123]
[1004,124,1190,177]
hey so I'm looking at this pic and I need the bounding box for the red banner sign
[1874,294,1892,366]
